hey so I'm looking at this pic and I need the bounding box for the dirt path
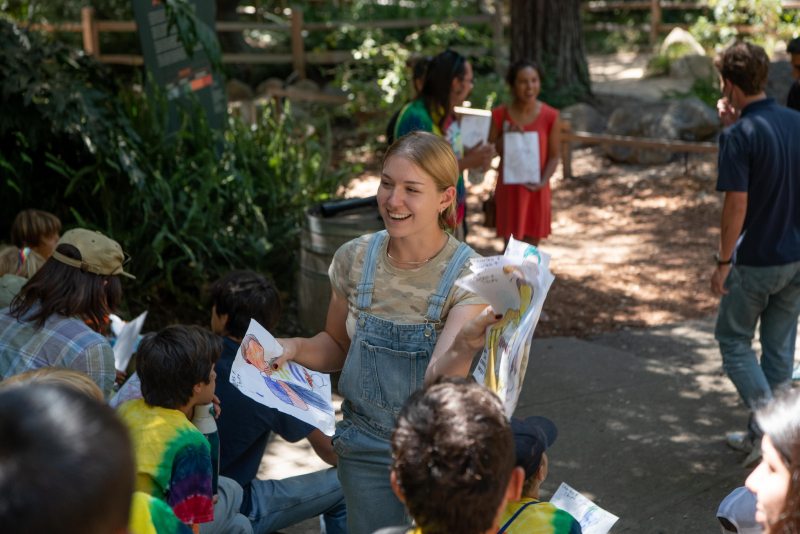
[342,146,723,339]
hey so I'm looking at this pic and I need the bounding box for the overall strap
[499,501,539,534]
[424,241,474,323]
[356,231,387,310]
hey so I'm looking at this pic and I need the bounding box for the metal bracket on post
[291,9,306,79]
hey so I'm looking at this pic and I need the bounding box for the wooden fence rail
[20,6,504,76]
[581,0,800,45]
[558,118,718,178]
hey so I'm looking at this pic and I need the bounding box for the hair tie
[17,247,30,276]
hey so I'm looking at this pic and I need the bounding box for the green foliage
[0,21,347,328]
[332,22,496,142]
[163,0,223,72]
[1,0,221,70]
[646,42,696,77]
[663,74,721,108]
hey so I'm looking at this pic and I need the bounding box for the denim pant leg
[246,468,347,534]
[199,476,253,534]
[337,453,408,534]
[758,266,800,394]
[716,265,772,410]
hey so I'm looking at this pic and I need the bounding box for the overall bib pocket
[360,341,430,415]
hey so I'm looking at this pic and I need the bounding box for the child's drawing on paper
[241,334,334,417]
[483,266,534,394]
[230,319,336,435]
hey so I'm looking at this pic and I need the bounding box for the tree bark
[510,0,592,102]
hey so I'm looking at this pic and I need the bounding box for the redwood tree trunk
[510,0,592,102]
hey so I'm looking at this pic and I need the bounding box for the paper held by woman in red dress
[491,103,559,241]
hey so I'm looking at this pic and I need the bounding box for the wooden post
[291,9,306,79]
[493,0,504,76]
[649,0,661,47]
[560,113,573,179]
[81,6,100,56]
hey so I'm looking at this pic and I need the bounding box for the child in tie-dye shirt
[118,325,249,534]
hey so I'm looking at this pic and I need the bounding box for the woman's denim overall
[332,231,474,534]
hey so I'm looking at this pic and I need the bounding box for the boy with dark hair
[0,384,135,534]
[711,42,800,467]
[207,270,348,534]
[499,417,581,534]
[787,37,800,112]
[378,376,525,534]
[118,325,252,534]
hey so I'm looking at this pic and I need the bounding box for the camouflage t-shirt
[329,233,488,340]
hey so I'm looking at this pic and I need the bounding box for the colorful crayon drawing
[240,334,334,417]
[483,266,534,393]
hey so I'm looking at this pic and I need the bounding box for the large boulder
[561,103,606,134]
[602,97,721,164]
[660,28,705,57]
[766,61,794,107]
[255,77,284,97]
[226,79,254,102]
[670,54,714,80]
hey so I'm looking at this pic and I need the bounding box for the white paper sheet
[229,319,335,435]
[503,131,541,185]
[456,107,493,150]
[550,482,619,534]
[457,237,554,415]
[113,311,147,372]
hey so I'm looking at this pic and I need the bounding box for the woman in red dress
[488,60,561,246]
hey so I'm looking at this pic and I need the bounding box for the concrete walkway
[266,316,799,533]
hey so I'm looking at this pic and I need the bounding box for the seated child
[11,208,61,260]
[498,417,581,534]
[0,366,192,534]
[379,376,526,534]
[0,384,134,534]
[0,246,42,309]
[117,325,252,534]
[208,270,347,534]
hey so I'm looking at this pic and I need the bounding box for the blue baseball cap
[511,416,558,479]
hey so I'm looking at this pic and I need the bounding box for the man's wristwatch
[715,252,732,266]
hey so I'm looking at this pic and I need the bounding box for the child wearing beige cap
[0,228,133,399]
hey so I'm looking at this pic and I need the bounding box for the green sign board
[132,0,227,132]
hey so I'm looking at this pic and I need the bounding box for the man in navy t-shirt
[208,271,347,534]
[712,43,800,468]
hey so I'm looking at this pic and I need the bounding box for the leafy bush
[0,21,347,329]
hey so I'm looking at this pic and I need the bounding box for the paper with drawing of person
[503,131,541,185]
[230,319,335,435]
[550,482,619,534]
[456,236,554,416]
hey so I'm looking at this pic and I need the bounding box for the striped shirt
[0,305,115,399]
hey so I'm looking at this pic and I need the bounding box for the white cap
[717,487,763,534]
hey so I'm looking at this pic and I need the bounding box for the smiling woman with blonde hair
[273,131,503,534]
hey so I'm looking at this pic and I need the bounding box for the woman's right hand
[273,338,300,369]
